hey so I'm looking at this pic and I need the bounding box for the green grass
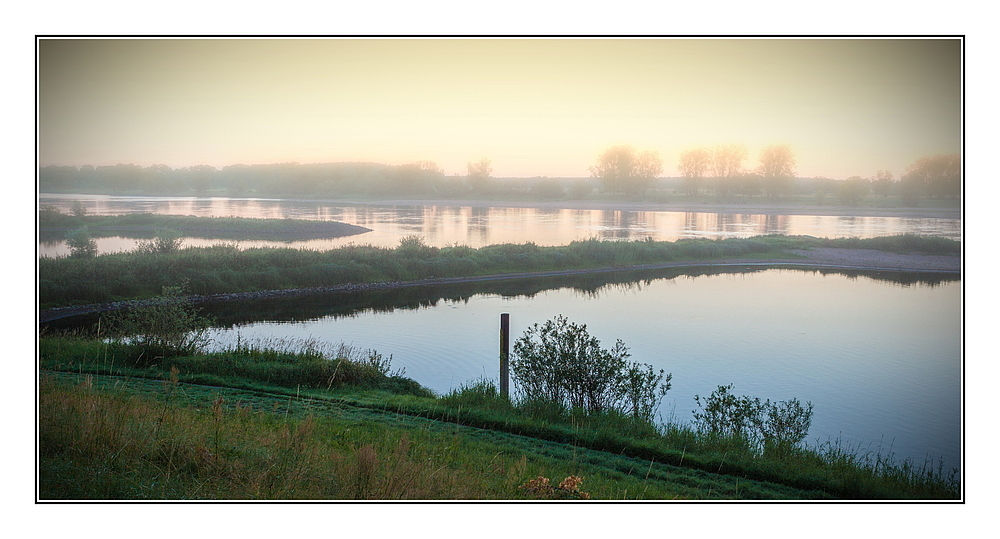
[38,234,959,307]
[38,212,370,241]
[41,371,828,500]
[38,334,961,500]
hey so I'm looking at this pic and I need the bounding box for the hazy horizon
[38,38,961,180]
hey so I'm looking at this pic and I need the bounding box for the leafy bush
[66,227,97,259]
[511,315,671,422]
[692,384,813,456]
[102,284,214,363]
[135,229,183,254]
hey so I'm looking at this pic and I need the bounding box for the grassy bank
[39,234,960,307]
[39,334,960,500]
[39,211,371,242]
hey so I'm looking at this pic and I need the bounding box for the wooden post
[500,313,510,398]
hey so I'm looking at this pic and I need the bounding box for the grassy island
[39,233,959,308]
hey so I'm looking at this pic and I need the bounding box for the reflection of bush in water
[197,266,958,328]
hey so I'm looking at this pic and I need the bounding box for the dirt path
[38,248,960,323]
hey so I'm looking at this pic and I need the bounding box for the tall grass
[41,373,760,500]
[39,234,959,307]
[39,334,960,500]
[38,377,506,499]
[39,333,433,397]
[433,378,959,499]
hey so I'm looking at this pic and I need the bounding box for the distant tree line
[673,144,959,204]
[38,161,453,198]
[39,149,959,205]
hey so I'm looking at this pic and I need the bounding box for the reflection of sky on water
[203,269,961,473]
[38,194,962,257]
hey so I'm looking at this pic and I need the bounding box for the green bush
[134,229,183,254]
[692,384,813,456]
[102,285,214,364]
[511,315,671,422]
[66,227,97,259]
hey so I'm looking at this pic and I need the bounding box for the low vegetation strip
[39,331,960,500]
[38,234,960,309]
[39,371,824,500]
[38,211,371,241]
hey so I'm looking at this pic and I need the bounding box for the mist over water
[38,194,961,257]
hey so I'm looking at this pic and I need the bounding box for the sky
[39,37,961,179]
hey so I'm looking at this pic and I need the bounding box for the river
[37,194,963,474]
[38,194,961,257]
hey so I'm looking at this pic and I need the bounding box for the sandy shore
[337,197,962,220]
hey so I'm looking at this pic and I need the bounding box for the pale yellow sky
[38,37,961,179]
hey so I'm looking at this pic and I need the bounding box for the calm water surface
[38,194,961,257]
[201,269,961,472]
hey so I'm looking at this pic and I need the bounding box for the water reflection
[42,267,961,473]
[38,194,962,257]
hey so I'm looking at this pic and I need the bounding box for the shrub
[66,227,98,259]
[71,200,87,217]
[692,384,813,456]
[102,284,214,363]
[135,229,183,254]
[511,315,671,422]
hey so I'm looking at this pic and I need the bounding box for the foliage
[678,148,711,195]
[566,180,593,200]
[65,227,97,258]
[708,143,749,196]
[692,384,813,456]
[440,377,509,409]
[102,284,214,362]
[838,176,870,206]
[589,145,662,196]
[530,178,565,199]
[757,144,796,198]
[901,154,961,203]
[511,315,671,422]
[135,229,183,254]
[39,343,959,499]
[872,169,894,197]
[70,200,88,217]
[39,234,958,308]
[467,158,493,194]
